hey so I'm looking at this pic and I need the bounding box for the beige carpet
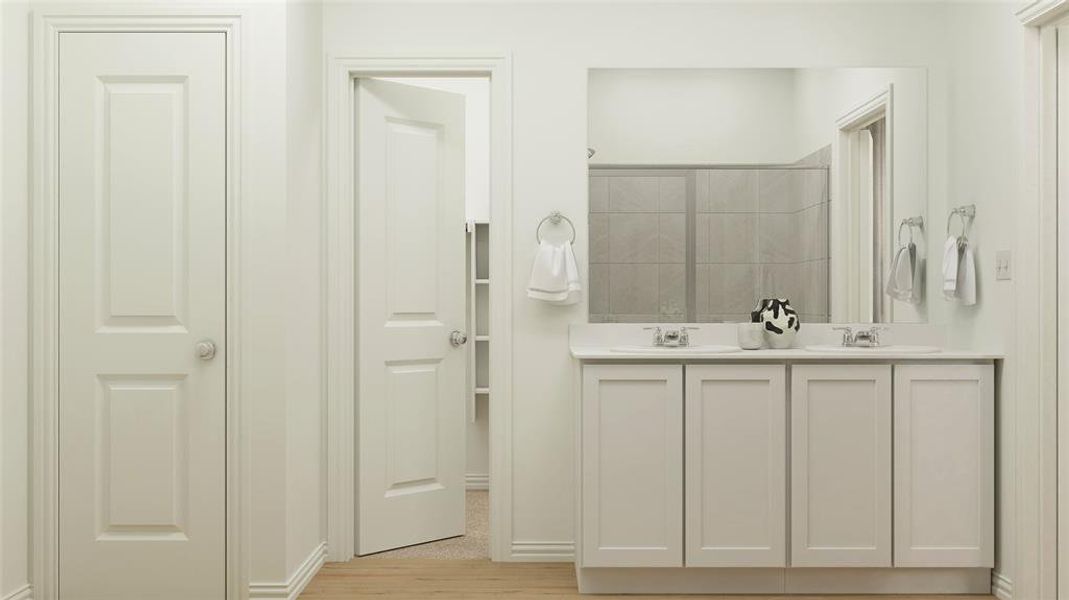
[359,490,489,560]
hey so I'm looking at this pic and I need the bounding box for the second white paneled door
[58,32,227,598]
[790,364,892,567]
[355,79,468,555]
[685,365,786,567]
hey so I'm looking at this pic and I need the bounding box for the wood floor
[298,559,997,599]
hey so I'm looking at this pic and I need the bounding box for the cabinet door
[894,364,994,567]
[791,364,892,567]
[581,364,683,567]
[685,365,786,567]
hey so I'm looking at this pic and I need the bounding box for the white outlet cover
[995,250,1012,281]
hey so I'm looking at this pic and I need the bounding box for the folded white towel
[527,240,581,305]
[942,236,959,300]
[957,240,977,306]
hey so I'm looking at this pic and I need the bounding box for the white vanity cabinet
[790,364,892,567]
[893,364,994,567]
[685,365,786,567]
[580,364,683,567]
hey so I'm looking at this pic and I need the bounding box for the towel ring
[946,204,976,240]
[536,211,576,244]
[898,216,923,247]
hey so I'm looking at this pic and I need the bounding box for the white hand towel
[957,240,977,306]
[526,240,581,305]
[942,236,960,300]
[886,242,921,304]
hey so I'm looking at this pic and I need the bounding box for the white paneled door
[58,33,226,598]
[356,79,468,555]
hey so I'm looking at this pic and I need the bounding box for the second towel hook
[536,211,576,244]
[946,204,976,239]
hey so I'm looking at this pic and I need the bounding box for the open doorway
[353,76,492,560]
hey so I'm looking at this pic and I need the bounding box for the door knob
[195,340,217,360]
[449,330,468,347]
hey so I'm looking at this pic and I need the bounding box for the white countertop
[570,346,1003,361]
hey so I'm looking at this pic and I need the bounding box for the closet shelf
[475,335,490,342]
[475,279,490,285]
[475,387,490,395]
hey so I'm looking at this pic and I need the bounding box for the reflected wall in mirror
[587,68,927,324]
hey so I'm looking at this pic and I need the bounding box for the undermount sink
[805,344,942,354]
[611,344,739,354]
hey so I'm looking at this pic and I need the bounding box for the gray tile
[804,260,829,317]
[613,314,661,323]
[589,176,609,213]
[697,314,751,323]
[658,264,686,320]
[659,176,687,212]
[609,177,660,212]
[758,212,800,263]
[797,203,828,261]
[609,263,659,314]
[695,264,711,315]
[707,264,759,314]
[758,264,802,310]
[589,264,609,314]
[757,169,805,213]
[609,214,659,263]
[659,214,686,263]
[701,169,758,213]
[589,213,610,263]
[695,213,711,263]
[708,213,758,263]
[802,169,828,209]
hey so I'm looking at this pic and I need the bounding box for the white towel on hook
[956,240,977,306]
[942,235,960,300]
[527,239,581,305]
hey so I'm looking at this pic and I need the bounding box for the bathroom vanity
[571,325,999,595]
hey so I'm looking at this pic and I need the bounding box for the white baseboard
[0,584,32,600]
[992,571,1013,600]
[510,541,574,562]
[465,473,489,490]
[249,542,327,600]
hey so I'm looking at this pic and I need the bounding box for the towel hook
[536,211,576,244]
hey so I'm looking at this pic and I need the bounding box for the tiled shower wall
[590,151,830,323]
[588,171,689,322]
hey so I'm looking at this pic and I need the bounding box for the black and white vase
[751,298,800,349]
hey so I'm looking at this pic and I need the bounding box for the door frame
[1018,3,1065,599]
[30,11,245,600]
[324,56,514,561]
[830,85,893,323]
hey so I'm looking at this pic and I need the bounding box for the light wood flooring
[299,559,997,599]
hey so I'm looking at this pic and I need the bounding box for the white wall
[321,1,1020,582]
[588,68,798,164]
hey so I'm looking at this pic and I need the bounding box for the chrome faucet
[644,326,699,347]
[832,326,888,348]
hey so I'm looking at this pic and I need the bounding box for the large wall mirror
[587,68,927,324]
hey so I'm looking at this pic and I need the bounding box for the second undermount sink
[611,344,739,354]
[805,344,942,354]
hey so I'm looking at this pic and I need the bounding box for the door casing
[30,11,244,600]
[324,56,514,562]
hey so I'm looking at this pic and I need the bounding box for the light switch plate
[995,250,1012,281]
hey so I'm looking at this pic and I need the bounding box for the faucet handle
[831,326,855,345]
[678,326,699,346]
[643,326,665,346]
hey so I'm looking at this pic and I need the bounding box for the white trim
[0,585,33,600]
[830,85,893,323]
[1031,19,1064,600]
[30,11,245,600]
[248,542,326,600]
[993,571,1014,600]
[324,55,513,562]
[510,541,575,562]
[1020,0,1069,26]
[465,473,489,490]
